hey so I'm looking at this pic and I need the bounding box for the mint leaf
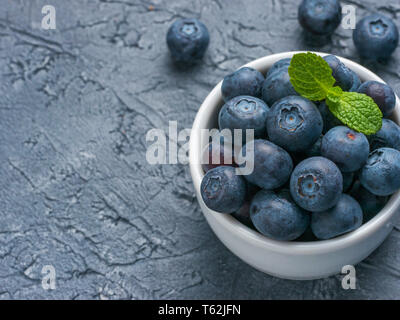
[288,52,336,101]
[326,92,383,135]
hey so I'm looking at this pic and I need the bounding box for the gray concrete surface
[1,0,400,299]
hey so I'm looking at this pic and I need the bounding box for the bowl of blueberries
[189,51,400,280]
[164,0,400,279]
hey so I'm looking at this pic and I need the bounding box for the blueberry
[342,172,354,192]
[221,67,265,102]
[311,194,363,240]
[353,14,399,61]
[358,81,396,117]
[238,139,293,190]
[290,157,343,212]
[369,119,400,151]
[359,148,400,196]
[200,166,246,213]
[298,0,342,36]
[321,126,370,172]
[266,58,291,78]
[262,65,298,106]
[201,139,236,173]
[218,96,270,140]
[318,101,342,133]
[266,96,323,152]
[250,189,310,241]
[323,55,353,91]
[167,18,210,63]
[350,180,389,222]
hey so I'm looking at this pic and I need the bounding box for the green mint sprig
[288,52,382,135]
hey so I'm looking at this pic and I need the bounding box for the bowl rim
[189,51,400,254]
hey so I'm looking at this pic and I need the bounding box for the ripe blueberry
[221,67,265,102]
[359,148,400,196]
[266,96,323,152]
[311,194,363,240]
[167,18,210,63]
[298,0,342,36]
[238,139,293,190]
[250,189,310,241]
[321,126,370,172]
[290,157,343,212]
[218,96,270,140]
[358,81,396,117]
[353,14,399,61]
[200,166,246,213]
[369,119,400,151]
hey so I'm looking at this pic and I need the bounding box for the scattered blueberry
[290,157,343,212]
[238,139,293,190]
[266,96,323,152]
[221,67,265,102]
[262,64,298,106]
[311,194,363,240]
[321,126,370,172]
[358,81,396,117]
[369,119,400,151]
[167,18,210,63]
[218,96,270,140]
[250,189,310,241]
[200,166,247,213]
[353,13,399,61]
[298,0,342,36]
[359,148,400,196]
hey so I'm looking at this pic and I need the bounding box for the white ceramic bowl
[189,51,400,280]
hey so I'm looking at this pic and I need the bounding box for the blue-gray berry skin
[266,58,291,78]
[360,148,400,196]
[369,119,400,151]
[321,126,370,172]
[221,67,265,102]
[349,70,361,92]
[350,180,389,222]
[353,14,399,61]
[250,189,310,241]
[200,166,246,214]
[311,194,363,240]
[318,101,342,133]
[166,18,210,63]
[218,96,270,140]
[266,96,323,152]
[262,65,298,106]
[323,55,353,91]
[358,81,396,117]
[298,0,342,36]
[290,157,343,212]
[238,139,293,190]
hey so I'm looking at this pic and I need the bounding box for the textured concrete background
[1,0,400,300]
